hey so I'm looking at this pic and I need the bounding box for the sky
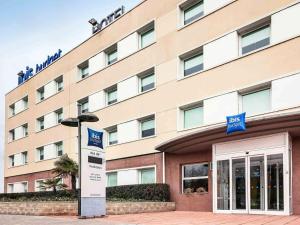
[0,0,141,192]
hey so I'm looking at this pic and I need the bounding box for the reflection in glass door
[217,160,230,210]
[249,156,265,211]
[267,154,284,211]
[232,158,246,211]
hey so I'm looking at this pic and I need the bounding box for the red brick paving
[101,211,300,225]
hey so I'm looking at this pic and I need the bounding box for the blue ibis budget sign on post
[81,126,106,217]
[226,113,246,134]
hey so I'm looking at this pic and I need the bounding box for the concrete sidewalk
[2,212,300,225]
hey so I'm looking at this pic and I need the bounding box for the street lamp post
[61,104,99,217]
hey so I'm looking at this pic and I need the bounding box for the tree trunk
[53,186,57,193]
[71,175,76,191]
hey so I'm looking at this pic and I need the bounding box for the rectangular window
[7,184,14,193]
[37,147,44,161]
[22,124,28,136]
[9,104,15,116]
[183,105,203,129]
[182,0,204,25]
[140,23,155,48]
[56,109,63,124]
[56,142,63,157]
[140,116,155,138]
[55,76,63,92]
[140,73,155,92]
[241,25,270,55]
[23,96,28,109]
[22,182,28,193]
[106,45,118,65]
[78,98,89,113]
[78,61,89,79]
[241,88,271,117]
[108,127,118,145]
[35,180,46,192]
[106,86,118,105]
[37,87,45,101]
[9,155,14,167]
[139,168,155,184]
[37,117,44,130]
[107,172,118,187]
[182,163,208,194]
[22,151,28,165]
[183,53,203,77]
[9,130,15,141]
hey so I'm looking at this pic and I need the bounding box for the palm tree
[38,177,67,192]
[53,154,78,191]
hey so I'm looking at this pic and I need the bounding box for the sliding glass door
[214,150,289,215]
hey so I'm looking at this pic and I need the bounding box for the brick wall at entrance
[0,201,175,216]
[107,153,164,183]
[165,150,212,211]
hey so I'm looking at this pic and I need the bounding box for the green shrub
[0,184,170,202]
[107,183,170,202]
[0,190,78,202]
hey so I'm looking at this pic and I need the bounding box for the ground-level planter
[0,201,175,216]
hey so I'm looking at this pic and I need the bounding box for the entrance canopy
[156,112,300,154]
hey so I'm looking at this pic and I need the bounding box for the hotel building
[5,0,300,215]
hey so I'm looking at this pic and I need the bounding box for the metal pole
[77,104,82,217]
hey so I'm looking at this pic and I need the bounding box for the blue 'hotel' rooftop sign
[18,49,62,85]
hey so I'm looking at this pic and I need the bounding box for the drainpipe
[162,152,166,183]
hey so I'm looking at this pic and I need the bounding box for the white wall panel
[117,169,138,185]
[15,126,24,140]
[117,76,139,102]
[271,3,300,44]
[14,153,22,166]
[44,144,56,160]
[44,81,57,99]
[14,99,25,114]
[89,91,105,112]
[117,120,139,143]
[44,112,57,129]
[89,52,105,74]
[204,92,238,124]
[272,73,300,110]
[204,0,232,14]
[118,32,139,59]
[204,32,238,69]
[13,183,26,193]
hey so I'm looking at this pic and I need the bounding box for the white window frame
[106,172,118,187]
[55,76,64,92]
[78,98,89,113]
[37,86,45,102]
[105,85,118,106]
[8,155,15,168]
[37,147,45,161]
[35,179,46,192]
[139,115,156,139]
[7,183,14,193]
[78,61,89,80]
[179,102,204,130]
[22,124,28,137]
[55,108,63,124]
[238,17,271,56]
[106,126,118,146]
[138,21,155,49]
[182,162,209,194]
[178,46,203,79]
[105,44,118,66]
[22,151,28,165]
[138,167,156,184]
[37,116,45,131]
[179,0,204,27]
[238,85,271,117]
[138,68,155,93]
[55,141,63,157]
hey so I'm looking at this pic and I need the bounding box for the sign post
[80,125,106,217]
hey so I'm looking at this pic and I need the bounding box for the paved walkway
[2,212,300,225]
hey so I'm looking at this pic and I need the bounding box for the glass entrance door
[249,156,265,212]
[215,152,287,214]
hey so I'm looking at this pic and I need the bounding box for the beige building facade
[5,0,300,215]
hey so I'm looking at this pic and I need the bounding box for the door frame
[212,133,292,215]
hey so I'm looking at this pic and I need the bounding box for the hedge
[0,183,170,202]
